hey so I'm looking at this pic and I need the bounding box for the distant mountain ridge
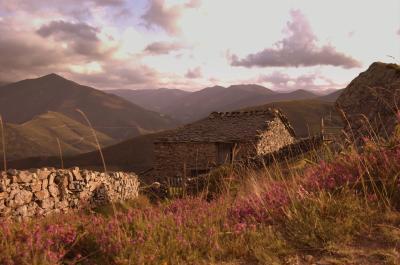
[0,74,179,140]
[108,84,324,123]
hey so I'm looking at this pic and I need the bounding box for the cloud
[258,71,338,91]
[185,67,202,79]
[144,41,186,54]
[231,10,361,69]
[141,0,200,35]
[141,0,182,35]
[36,20,110,59]
[0,20,67,82]
[73,62,159,88]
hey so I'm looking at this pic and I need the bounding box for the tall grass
[76,109,107,174]
[56,137,64,169]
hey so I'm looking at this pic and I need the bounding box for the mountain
[106,88,190,113]
[0,74,178,140]
[2,111,114,160]
[318,89,344,102]
[336,62,400,143]
[109,84,318,123]
[9,99,342,174]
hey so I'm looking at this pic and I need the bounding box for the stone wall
[0,167,139,220]
[154,142,217,178]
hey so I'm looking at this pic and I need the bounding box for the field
[1,125,400,265]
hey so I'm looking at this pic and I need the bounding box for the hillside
[9,99,341,173]
[0,74,178,140]
[8,133,159,174]
[108,84,318,122]
[246,99,342,137]
[3,111,114,160]
[318,88,344,102]
[106,88,190,113]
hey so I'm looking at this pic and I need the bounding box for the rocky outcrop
[0,168,139,220]
[336,62,400,144]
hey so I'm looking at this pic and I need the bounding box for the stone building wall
[0,167,139,220]
[256,117,296,155]
[154,142,262,178]
[154,142,217,178]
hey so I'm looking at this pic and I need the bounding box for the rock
[0,207,11,217]
[6,169,18,176]
[56,200,69,209]
[15,171,32,183]
[48,173,55,186]
[35,190,49,201]
[0,192,7,200]
[72,167,83,181]
[37,170,50,180]
[31,181,42,192]
[42,178,48,190]
[14,190,33,206]
[15,205,28,217]
[40,198,54,209]
[336,62,400,144]
[48,185,59,197]
[68,172,74,184]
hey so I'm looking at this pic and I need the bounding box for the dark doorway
[217,143,234,165]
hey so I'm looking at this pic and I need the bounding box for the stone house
[154,108,296,179]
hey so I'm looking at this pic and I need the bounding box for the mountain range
[0,74,178,141]
[107,85,341,123]
[1,73,343,165]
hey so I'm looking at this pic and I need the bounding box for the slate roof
[155,108,295,143]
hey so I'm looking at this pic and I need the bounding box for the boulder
[336,62,400,144]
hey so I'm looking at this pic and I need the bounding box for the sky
[0,0,399,92]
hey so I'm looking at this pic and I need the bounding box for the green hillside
[3,111,114,160]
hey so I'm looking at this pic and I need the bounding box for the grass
[1,125,400,264]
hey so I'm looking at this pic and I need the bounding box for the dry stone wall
[0,167,139,220]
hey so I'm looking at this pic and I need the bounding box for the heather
[1,134,400,264]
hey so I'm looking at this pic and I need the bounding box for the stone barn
[154,108,296,179]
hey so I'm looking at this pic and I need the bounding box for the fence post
[320,117,325,142]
